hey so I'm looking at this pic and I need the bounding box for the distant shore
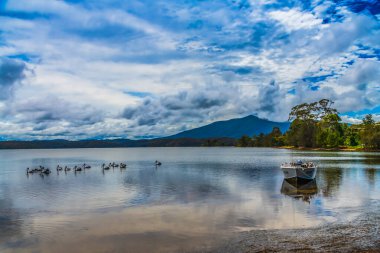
[0,139,379,151]
[0,138,236,149]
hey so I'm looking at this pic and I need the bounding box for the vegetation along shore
[237,99,380,151]
[0,99,378,151]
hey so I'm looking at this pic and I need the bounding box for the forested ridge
[237,99,380,150]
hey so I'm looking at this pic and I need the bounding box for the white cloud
[340,116,362,124]
[312,14,378,55]
[0,0,379,139]
[269,8,322,32]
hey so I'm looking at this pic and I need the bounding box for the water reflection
[318,167,343,197]
[0,148,379,253]
[281,179,318,203]
[365,168,377,185]
[0,184,24,249]
[122,163,230,205]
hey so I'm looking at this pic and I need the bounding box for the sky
[0,0,379,140]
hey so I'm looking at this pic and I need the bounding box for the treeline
[0,137,236,149]
[237,99,380,149]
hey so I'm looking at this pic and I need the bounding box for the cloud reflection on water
[0,148,379,252]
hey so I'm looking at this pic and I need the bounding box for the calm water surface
[0,147,379,252]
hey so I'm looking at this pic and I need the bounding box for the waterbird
[83,163,91,169]
[74,166,82,172]
[26,168,34,174]
[120,163,127,169]
[64,166,71,171]
[110,162,119,168]
[32,168,39,173]
[155,160,162,166]
[41,168,51,175]
[56,165,63,171]
[102,163,110,170]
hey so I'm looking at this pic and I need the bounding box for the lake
[0,147,379,253]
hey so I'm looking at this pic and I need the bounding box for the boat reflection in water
[281,179,318,203]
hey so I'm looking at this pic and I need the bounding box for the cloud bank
[0,0,379,139]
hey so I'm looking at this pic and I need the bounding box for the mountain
[167,115,290,139]
[0,115,289,149]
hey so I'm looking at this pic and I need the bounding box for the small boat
[281,160,317,181]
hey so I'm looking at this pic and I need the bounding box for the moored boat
[281,160,317,181]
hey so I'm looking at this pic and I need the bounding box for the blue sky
[0,0,379,140]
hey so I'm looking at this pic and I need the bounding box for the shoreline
[0,146,379,152]
[277,146,380,152]
[205,201,380,253]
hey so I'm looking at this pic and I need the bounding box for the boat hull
[281,166,317,181]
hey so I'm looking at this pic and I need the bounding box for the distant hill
[0,138,236,149]
[168,115,290,139]
[0,115,289,149]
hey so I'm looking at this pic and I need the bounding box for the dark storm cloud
[5,96,105,127]
[191,94,226,109]
[257,80,281,113]
[0,58,27,100]
[215,65,263,76]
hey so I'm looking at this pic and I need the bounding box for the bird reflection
[281,179,318,203]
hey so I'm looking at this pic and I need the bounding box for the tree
[288,99,338,122]
[316,113,343,148]
[269,127,284,146]
[363,114,375,126]
[360,114,380,149]
[371,127,380,149]
[361,114,375,148]
[251,133,265,147]
[287,99,340,148]
[237,135,252,147]
[343,125,360,147]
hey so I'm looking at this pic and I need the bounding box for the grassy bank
[277,146,380,152]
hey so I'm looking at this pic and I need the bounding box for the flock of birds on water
[26,160,162,176]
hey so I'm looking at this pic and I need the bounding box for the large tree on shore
[286,99,340,148]
[361,114,380,149]
[316,113,343,148]
[288,99,338,122]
